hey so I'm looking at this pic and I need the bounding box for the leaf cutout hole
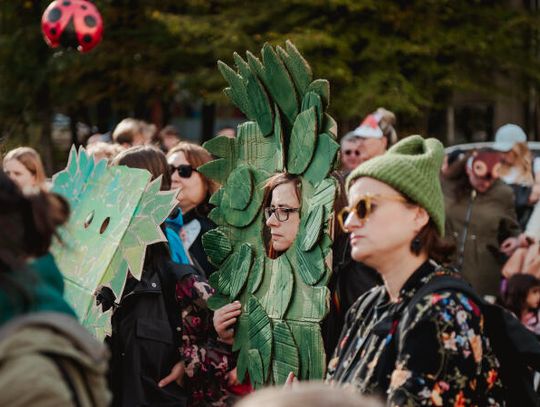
[99,217,111,234]
[84,210,94,229]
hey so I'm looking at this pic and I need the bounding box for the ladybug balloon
[41,0,103,53]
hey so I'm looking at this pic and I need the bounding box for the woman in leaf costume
[200,41,339,388]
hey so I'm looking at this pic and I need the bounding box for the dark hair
[411,219,455,264]
[113,145,171,191]
[262,173,302,259]
[0,170,69,308]
[503,274,540,318]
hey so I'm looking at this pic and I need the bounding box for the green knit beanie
[346,135,445,236]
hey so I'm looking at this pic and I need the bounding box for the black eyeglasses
[264,207,300,222]
[169,164,197,178]
[343,149,360,157]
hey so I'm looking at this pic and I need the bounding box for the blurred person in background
[502,274,540,337]
[351,107,397,165]
[3,146,46,190]
[156,125,182,153]
[216,126,236,139]
[339,131,362,174]
[112,118,147,147]
[167,142,220,278]
[493,124,540,228]
[0,170,110,406]
[443,149,521,299]
[86,141,124,163]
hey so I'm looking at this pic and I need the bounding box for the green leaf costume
[201,41,339,387]
[50,146,178,339]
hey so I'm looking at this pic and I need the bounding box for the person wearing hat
[492,124,540,228]
[443,149,521,299]
[351,107,397,165]
[326,136,505,404]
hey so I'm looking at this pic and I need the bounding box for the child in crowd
[503,274,540,336]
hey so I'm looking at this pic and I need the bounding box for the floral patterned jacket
[176,274,234,407]
[326,260,506,406]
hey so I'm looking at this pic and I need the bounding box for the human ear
[413,206,429,232]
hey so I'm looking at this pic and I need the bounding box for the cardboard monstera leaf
[201,41,339,388]
[50,147,178,339]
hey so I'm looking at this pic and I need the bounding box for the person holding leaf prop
[324,136,506,405]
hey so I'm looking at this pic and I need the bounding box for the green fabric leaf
[234,52,274,137]
[207,293,231,311]
[247,296,272,383]
[307,79,330,108]
[248,349,265,388]
[223,165,253,211]
[272,320,300,384]
[276,40,313,96]
[248,255,265,294]
[287,107,318,174]
[261,254,294,319]
[301,91,323,129]
[300,205,324,251]
[198,158,232,185]
[273,105,285,172]
[229,243,253,299]
[218,61,253,118]
[289,322,326,380]
[294,243,325,286]
[303,133,340,186]
[322,113,338,139]
[203,135,235,158]
[202,228,232,267]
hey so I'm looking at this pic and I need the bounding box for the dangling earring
[411,235,422,254]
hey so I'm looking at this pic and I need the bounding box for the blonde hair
[375,107,398,145]
[500,142,534,185]
[235,382,382,407]
[3,147,46,185]
[86,142,124,162]
[167,142,219,194]
[112,118,144,146]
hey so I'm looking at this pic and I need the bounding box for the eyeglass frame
[169,164,197,178]
[337,193,407,233]
[264,206,300,222]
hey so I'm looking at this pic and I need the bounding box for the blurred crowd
[3,109,540,406]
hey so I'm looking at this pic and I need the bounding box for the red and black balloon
[41,0,103,53]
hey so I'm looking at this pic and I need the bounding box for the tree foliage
[1,0,539,155]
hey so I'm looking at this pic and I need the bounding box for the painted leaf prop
[51,146,177,338]
[287,107,318,175]
[272,320,300,384]
[300,205,324,252]
[229,243,253,298]
[260,254,294,319]
[205,41,338,385]
[201,228,232,267]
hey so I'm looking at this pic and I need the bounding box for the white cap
[352,113,384,139]
[493,124,527,152]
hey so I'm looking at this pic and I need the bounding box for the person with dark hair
[167,142,220,278]
[107,146,233,407]
[443,149,521,299]
[327,136,505,405]
[157,125,182,153]
[503,274,540,336]
[0,170,110,406]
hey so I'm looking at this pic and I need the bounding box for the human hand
[283,372,298,389]
[529,184,540,204]
[158,361,185,388]
[500,237,520,256]
[226,367,240,386]
[213,301,242,345]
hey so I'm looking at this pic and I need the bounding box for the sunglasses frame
[169,164,197,178]
[343,149,361,157]
[338,193,407,233]
[264,206,300,222]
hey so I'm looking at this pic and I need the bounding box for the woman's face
[3,159,37,190]
[168,151,207,213]
[265,182,301,252]
[526,286,540,310]
[344,177,423,266]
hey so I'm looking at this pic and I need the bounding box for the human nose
[344,210,364,231]
[266,212,279,227]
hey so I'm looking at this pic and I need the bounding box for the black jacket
[107,243,194,407]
